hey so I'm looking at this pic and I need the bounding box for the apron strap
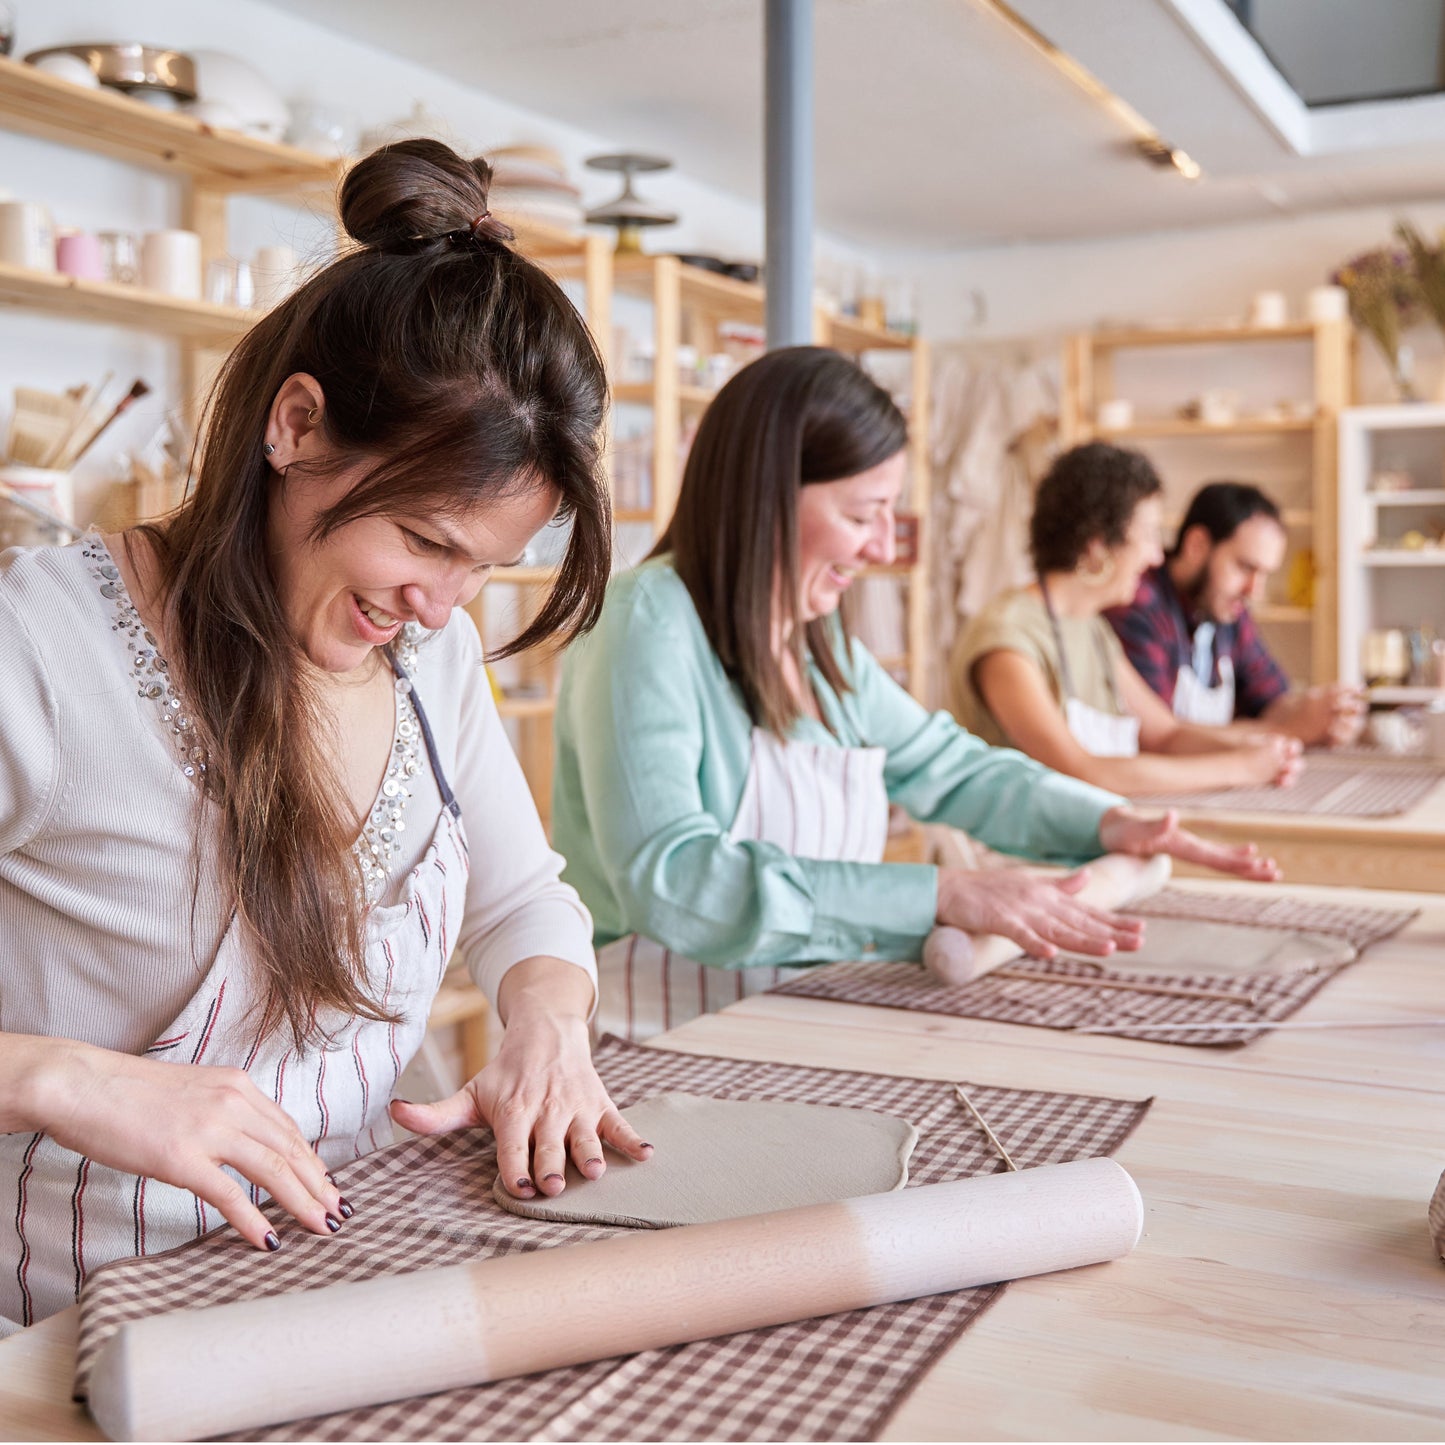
[387,653,461,820]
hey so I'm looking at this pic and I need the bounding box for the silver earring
[263,443,275,456]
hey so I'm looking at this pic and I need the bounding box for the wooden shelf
[614,254,766,324]
[1091,322,1317,349]
[1369,489,1445,507]
[1254,604,1313,623]
[496,695,556,720]
[1095,417,1316,440]
[614,507,654,523]
[0,55,340,194]
[614,380,716,411]
[496,210,594,260]
[0,260,259,338]
[1164,507,1313,531]
[821,314,915,353]
[1362,550,1445,566]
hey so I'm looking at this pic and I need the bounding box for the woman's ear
[262,374,327,472]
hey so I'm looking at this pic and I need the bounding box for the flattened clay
[1064,918,1356,977]
[492,1092,918,1228]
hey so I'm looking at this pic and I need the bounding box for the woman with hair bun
[0,140,647,1330]
[552,354,1278,1043]
[948,441,1302,794]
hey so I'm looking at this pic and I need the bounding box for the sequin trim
[83,534,422,903]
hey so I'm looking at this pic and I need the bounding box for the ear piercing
[263,443,276,456]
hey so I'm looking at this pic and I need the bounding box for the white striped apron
[595,727,890,1041]
[0,667,469,1331]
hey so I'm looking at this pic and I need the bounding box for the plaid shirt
[1105,564,1288,719]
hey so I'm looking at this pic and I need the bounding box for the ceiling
[263,0,1445,251]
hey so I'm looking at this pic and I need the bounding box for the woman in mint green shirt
[553,347,1276,1039]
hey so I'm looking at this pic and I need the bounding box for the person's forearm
[1261,691,1323,744]
[0,1032,84,1133]
[1153,721,1259,755]
[1065,748,1260,795]
[496,956,597,1028]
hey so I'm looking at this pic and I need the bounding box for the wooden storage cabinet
[1062,320,1353,685]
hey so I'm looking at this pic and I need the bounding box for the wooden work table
[3,879,1443,1441]
[1170,769,1445,894]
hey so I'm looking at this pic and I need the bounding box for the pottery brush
[60,379,151,468]
[46,370,114,468]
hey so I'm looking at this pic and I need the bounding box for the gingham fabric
[1135,753,1442,817]
[71,1037,1150,1443]
[1430,1169,1445,1264]
[774,889,1418,1048]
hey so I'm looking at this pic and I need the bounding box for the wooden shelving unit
[1062,318,1353,685]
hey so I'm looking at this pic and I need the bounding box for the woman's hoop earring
[307,407,320,424]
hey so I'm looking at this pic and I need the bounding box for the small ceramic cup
[141,229,202,299]
[56,231,106,281]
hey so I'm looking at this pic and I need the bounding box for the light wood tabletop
[1170,769,1445,894]
[3,879,1443,1441]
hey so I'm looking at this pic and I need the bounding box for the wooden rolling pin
[922,853,1172,986]
[86,1157,1143,1441]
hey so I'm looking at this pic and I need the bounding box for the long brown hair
[139,139,610,1048]
[654,345,906,735]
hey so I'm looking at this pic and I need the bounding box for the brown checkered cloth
[72,1036,1151,1443]
[774,888,1418,1048]
[1135,753,1442,817]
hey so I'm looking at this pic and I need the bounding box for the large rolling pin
[923,853,1173,986]
[87,1156,1143,1441]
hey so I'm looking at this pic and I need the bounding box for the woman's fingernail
[325,1214,341,1233]
[517,1177,533,1191]
[337,1197,354,1220]
[393,1099,416,1108]
[264,1231,281,1253]
[544,1172,564,1183]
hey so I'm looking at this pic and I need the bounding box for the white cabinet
[1337,404,1445,695]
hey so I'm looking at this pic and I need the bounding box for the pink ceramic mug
[56,232,106,282]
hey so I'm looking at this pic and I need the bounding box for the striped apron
[0,670,469,1332]
[595,727,890,1041]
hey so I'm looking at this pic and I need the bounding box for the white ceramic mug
[1097,398,1134,430]
[1307,285,1350,323]
[0,200,56,271]
[141,229,202,299]
[251,243,299,308]
[1249,290,1287,328]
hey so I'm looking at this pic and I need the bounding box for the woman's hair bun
[339,138,512,252]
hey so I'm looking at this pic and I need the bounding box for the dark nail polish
[517,1177,533,1190]
[325,1213,341,1233]
[337,1197,354,1220]
[264,1231,281,1253]
[639,1142,654,1150]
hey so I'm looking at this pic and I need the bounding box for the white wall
[902,198,1445,402]
[3,0,874,518]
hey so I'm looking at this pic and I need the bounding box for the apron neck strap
[387,651,461,820]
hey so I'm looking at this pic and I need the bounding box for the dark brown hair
[139,139,610,1047]
[1171,480,1282,555]
[654,345,907,735]
[1030,441,1162,574]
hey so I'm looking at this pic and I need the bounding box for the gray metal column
[764,0,814,349]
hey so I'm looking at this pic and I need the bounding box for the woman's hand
[935,866,1144,961]
[391,958,651,1200]
[1234,733,1304,788]
[1098,805,1281,882]
[13,1035,347,1252]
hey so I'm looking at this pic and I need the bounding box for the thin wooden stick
[992,968,1258,1007]
[1076,1017,1445,1036]
[953,1085,1019,1171]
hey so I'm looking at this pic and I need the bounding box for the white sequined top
[0,538,596,1059]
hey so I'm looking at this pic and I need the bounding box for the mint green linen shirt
[552,558,1125,970]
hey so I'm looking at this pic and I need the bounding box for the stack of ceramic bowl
[487,146,584,232]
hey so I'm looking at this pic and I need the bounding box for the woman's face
[794,449,907,623]
[1093,494,1166,609]
[267,462,559,675]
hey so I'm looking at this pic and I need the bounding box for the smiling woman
[550,348,1279,1044]
[0,139,647,1333]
